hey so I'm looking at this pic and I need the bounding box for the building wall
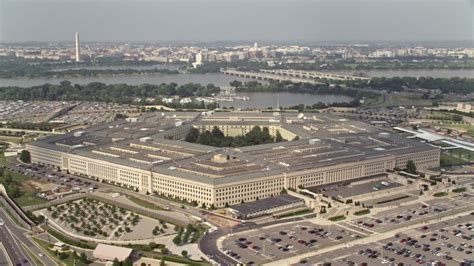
[197,124,294,139]
[394,149,440,170]
[152,173,213,206]
[26,143,440,207]
[214,176,285,207]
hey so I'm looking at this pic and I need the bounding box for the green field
[127,195,167,211]
[440,153,466,167]
[365,93,432,108]
[435,123,474,137]
[0,151,6,167]
[444,149,474,162]
[0,135,23,144]
[32,238,76,266]
[0,170,48,207]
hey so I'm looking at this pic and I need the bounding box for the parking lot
[222,221,364,265]
[296,213,474,265]
[349,196,474,234]
[12,163,95,196]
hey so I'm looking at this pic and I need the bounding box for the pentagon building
[26,112,440,207]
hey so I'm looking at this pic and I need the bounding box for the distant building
[456,103,473,113]
[75,32,81,62]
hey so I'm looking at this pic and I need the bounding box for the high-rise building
[75,32,80,62]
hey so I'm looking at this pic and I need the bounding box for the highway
[0,209,56,266]
[0,243,10,266]
[0,212,31,266]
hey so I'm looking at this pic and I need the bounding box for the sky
[0,0,472,43]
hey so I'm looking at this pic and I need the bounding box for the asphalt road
[0,215,31,266]
[0,245,10,266]
[0,209,56,265]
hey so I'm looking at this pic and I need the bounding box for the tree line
[345,76,474,95]
[0,81,221,104]
[185,126,285,147]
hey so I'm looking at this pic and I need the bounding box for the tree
[80,252,88,263]
[160,257,165,266]
[160,247,169,255]
[275,130,284,142]
[8,185,20,198]
[112,258,120,266]
[230,80,243,88]
[123,257,133,266]
[149,241,158,249]
[280,188,288,195]
[406,160,417,174]
[19,150,31,163]
[185,127,200,143]
[3,173,12,184]
[181,250,188,257]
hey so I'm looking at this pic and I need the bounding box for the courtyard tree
[406,160,417,174]
[19,150,31,163]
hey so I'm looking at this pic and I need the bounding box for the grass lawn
[14,191,48,207]
[434,123,474,137]
[0,135,22,144]
[0,170,48,207]
[445,148,474,162]
[275,208,313,219]
[433,192,448,197]
[367,93,432,108]
[440,153,466,167]
[32,238,87,266]
[127,195,167,211]
[0,151,6,167]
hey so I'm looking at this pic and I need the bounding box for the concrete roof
[93,244,132,262]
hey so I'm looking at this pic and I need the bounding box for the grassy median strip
[328,215,346,221]
[275,208,312,219]
[354,209,370,216]
[433,192,448,197]
[452,187,467,193]
[127,195,167,211]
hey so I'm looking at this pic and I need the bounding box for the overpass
[260,69,371,81]
[220,68,324,85]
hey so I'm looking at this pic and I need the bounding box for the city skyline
[0,0,472,43]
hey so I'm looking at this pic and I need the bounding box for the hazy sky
[0,0,472,43]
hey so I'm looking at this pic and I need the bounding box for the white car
[38,253,44,257]
[0,219,4,226]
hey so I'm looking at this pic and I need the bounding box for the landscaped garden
[37,198,174,241]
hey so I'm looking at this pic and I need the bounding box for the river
[0,69,471,88]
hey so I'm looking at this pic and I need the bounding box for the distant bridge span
[220,69,324,85]
[220,68,371,84]
[260,69,371,81]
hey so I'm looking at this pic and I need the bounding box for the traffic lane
[0,210,55,265]
[0,225,31,266]
[200,230,238,265]
[0,245,10,266]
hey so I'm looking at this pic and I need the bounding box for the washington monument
[75,32,80,62]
